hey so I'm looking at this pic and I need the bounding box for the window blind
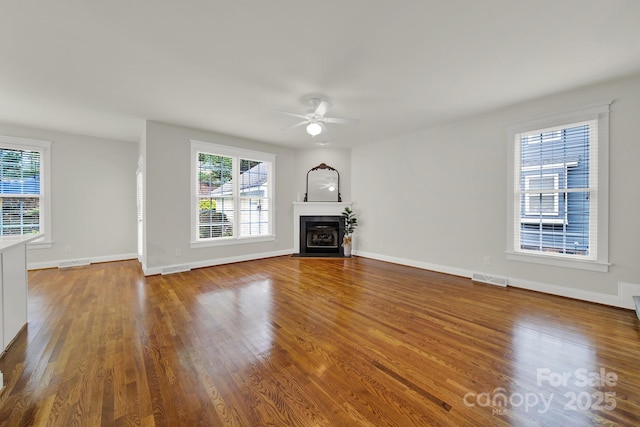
[515,119,597,258]
[0,147,42,236]
[239,159,270,237]
[197,153,235,239]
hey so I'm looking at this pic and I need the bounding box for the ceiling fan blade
[274,110,309,120]
[323,117,359,125]
[281,120,309,132]
[314,100,333,116]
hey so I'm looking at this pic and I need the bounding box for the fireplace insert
[299,215,345,256]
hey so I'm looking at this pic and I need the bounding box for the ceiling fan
[275,98,358,137]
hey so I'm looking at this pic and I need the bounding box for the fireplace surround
[292,202,352,257]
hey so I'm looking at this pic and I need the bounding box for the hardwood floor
[0,256,639,426]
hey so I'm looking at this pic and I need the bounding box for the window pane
[197,153,233,197]
[0,197,40,235]
[239,159,267,197]
[518,122,592,256]
[240,197,269,236]
[0,148,40,183]
[0,148,42,236]
[198,197,234,238]
[528,194,556,214]
[528,176,555,191]
[197,153,234,239]
[239,160,269,236]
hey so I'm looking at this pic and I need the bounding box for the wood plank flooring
[0,256,639,426]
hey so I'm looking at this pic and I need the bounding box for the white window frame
[190,140,275,248]
[506,102,610,272]
[0,135,52,248]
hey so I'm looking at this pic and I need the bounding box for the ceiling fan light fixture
[306,122,322,136]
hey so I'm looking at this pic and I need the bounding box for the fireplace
[292,202,352,256]
[299,215,345,256]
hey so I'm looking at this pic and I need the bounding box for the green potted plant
[341,207,358,257]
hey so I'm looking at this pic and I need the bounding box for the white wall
[0,122,138,268]
[352,72,640,307]
[142,121,297,274]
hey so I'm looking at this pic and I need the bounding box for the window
[506,103,610,272]
[0,135,51,246]
[190,140,275,247]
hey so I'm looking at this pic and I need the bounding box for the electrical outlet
[484,256,491,265]
[65,245,72,253]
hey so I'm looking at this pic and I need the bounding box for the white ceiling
[1,0,639,148]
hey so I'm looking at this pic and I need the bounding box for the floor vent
[161,265,191,275]
[58,259,91,268]
[472,273,508,287]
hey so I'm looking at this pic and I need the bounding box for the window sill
[190,235,276,249]
[505,251,609,272]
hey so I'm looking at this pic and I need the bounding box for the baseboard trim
[354,250,473,279]
[28,253,138,271]
[355,250,637,310]
[143,248,295,276]
[508,279,640,310]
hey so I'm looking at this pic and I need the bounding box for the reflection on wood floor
[0,256,639,426]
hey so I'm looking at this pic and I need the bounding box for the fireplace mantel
[293,202,352,254]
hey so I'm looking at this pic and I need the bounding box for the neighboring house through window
[507,102,610,272]
[523,173,559,217]
[0,135,51,246]
[190,140,275,247]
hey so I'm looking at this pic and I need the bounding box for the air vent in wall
[161,265,191,275]
[58,259,91,268]
[472,273,508,287]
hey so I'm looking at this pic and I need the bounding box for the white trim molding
[506,101,611,272]
[355,250,637,310]
[142,248,294,276]
[354,250,473,281]
[508,279,640,310]
[28,252,138,271]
